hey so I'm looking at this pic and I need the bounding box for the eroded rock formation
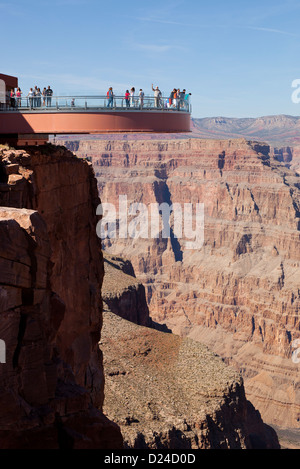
[101,257,279,449]
[273,146,300,174]
[102,254,151,327]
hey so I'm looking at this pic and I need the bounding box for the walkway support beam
[0,110,191,136]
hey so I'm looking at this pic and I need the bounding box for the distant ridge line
[191,114,300,146]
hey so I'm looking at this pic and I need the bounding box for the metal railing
[0,94,191,113]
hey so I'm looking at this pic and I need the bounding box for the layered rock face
[102,254,151,327]
[102,253,170,332]
[65,137,300,430]
[273,146,300,174]
[101,256,279,449]
[0,143,279,449]
[0,145,123,448]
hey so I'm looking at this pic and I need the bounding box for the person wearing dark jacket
[46,86,53,107]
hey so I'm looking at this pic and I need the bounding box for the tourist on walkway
[36,88,42,107]
[152,84,162,108]
[179,89,185,108]
[139,89,144,108]
[10,89,15,108]
[42,87,47,107]
[172,88,177,108]
[27,88,34,108]
[130,87,135,107]
[16,88,22,107]
[175,89,181,109]
[33,86,38,107]
[169,89,175,108]
[46,86,53,107]
[183,90,191,110]
[125,90,130,108]
[107,87,114,108]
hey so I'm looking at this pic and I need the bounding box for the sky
[1,0,300,118]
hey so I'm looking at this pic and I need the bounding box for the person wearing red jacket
[125,90,130,108]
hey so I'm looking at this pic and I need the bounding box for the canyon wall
[273,146,300,174]
[102,254,151,327]
[0,143,280,449]
[0,144,123,448]
[64,137,300,430]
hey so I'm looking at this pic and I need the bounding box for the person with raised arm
[152,84,162,108]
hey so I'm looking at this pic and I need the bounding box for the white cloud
[134,44,172,53]
[134,16,189,27]
[245,25,298,37]
[131,42,186,54]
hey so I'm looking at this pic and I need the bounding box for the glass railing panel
[0,80,5,107]
[0,94,191,113]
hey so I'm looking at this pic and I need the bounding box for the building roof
[0,74,18,89]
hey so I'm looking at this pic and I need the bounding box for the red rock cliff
[0,144,123,448]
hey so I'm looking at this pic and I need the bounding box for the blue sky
[1,0,300,118]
